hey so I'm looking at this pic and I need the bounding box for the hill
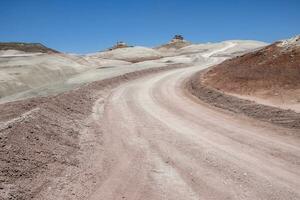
[0,42,59,53]
[156,35,192,52]
[203,35,300,111]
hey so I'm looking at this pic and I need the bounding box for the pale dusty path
[88,62,300,199]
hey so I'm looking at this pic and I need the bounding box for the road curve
[87,60,300,200]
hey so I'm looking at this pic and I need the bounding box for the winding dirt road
[87,59,300,199]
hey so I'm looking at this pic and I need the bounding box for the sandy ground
[230,93,300,113]
[0,65,185,200]
[3,41,298,199]
[34,55,300,199]
[83,63,299,200]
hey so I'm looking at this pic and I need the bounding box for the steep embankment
[202,36,300,111]
[188,35,300,129]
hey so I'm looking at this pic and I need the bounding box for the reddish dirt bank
[0,64,185,200]
[202,38,300,108]
[204,40,300,93]
[187,70,300,129]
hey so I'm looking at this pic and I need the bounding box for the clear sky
[1,0,299,53]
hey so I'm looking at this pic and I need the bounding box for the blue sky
[1,0,299,53]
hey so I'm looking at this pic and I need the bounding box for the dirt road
[88,63,300,199]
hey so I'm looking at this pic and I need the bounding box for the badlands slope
[0,42,58,54]
[203,35,300,112]
[0,39,266,103]
[0,44,160,102]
